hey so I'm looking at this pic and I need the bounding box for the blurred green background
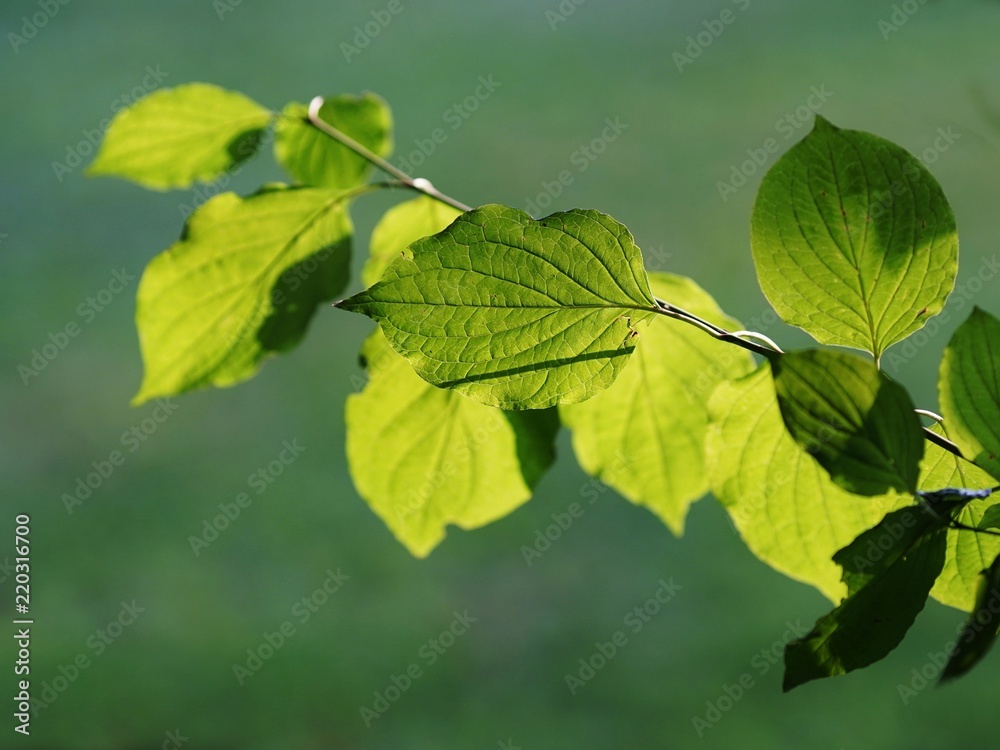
[4,0,1000,747]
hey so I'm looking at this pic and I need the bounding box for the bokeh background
[4,0,1000,747]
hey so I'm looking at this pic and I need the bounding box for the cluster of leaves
[91,83,1000,690]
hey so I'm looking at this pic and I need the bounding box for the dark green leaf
[941,553,1000,682]
[979,504,1000,531]
[772,349,924,495]
[783,502,958,690]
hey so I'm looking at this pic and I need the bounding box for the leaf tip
[130,389,152,408]
[812,114,838,133]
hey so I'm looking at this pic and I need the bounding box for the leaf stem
[652,297,781,358]
[922,427,964,458]
[306,96,472,213]
[311,96,971,465]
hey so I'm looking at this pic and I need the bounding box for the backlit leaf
[362,196,462,287]
[337,205,659,409]
[707,364,906,603]
[939,307,1000,481]
[560,272,754,534]
[274,93,392,190]
[752,116,957,360]
[346,330,558,557]
[133,185,351,404]
[88,83,272,189]
[921,425,1000,611]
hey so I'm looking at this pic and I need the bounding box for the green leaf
[133,185,352,404]
[336,205,659,409]
[980,504,1000,531]
[707,364,906,603]
[346,330,559,557]
[560,273,754,534]
[274,94,392,190]
[88,83,272,189]
[920,425,1000,611]
[772,349,924,495]
[783,501,957,691]
[751,116,958,360]
[363,196,463,287]
[941,553,1000,682]
[939,307,1000,481]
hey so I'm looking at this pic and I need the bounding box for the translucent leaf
[783,501,957,691]
[560,272,754,534]
[337,205,659,409]
[707,364,906,602]
[921,425,1000,611]
[88,83,272,189]
[133,185,351,404]
[751,116,957,360]
[274,93,392,190]
[772,349,924,495]
[363,196,462,287]
[939,307,1000,481]
[346,330,559,557]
